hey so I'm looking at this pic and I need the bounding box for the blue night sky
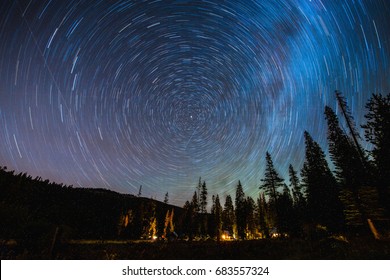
[0,0,389,206]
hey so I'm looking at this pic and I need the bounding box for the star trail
[0,0,389,206]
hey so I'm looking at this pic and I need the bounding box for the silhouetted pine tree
[260,152,284,231]
[197,177,202,204]
[200,181,208,213]
[288,164,306,236]
[301,131,344,232]
[277,184,294,235]
[213,194,222,241]
[164,192,169,204]
[235,181,246,239]
[362,93,390,216]
[208,195,216,237]
[335,91,366,160]
[199,180,208,236]
[222,194,235,235]
[289,164,304,206]
[257,193,269,238]
[260,152,284,202]
[191,191,200,238]
[325,106,369,227]
[325,106,366,186]
[245,196,256,239]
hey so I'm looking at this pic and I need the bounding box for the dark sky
[0,0,389,206]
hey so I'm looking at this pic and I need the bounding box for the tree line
[0,92,389,245]
[178,92,389,240]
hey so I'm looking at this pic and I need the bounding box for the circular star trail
[0,0,389,206]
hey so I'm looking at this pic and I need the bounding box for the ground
[1,238,389,260]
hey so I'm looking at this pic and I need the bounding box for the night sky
[0,0,389,206]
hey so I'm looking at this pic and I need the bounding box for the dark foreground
[2,238,389,260]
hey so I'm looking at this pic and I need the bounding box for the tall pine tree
[288,164,304,206]
[190,191,200,238]
[257,193,269,238]
[288,164,305,236]
[335,91,366,161]
[325,106,369,227]
[277,184,294,235]
[199,180,208,236]
[260,152,284,231]
[222,194,235,235]
[245,196,256,239]
[235,181,246,239]
[260,152,284,202]
[325,106,366,186]
[200,180,208,214]
[213,195,222,241]
[362,93,390,216]
[301,131,344,232]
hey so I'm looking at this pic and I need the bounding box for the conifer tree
[325,106,369,227]
[289,164,304,206]
[335,91,364,159]
[277,184,294,235]
[209,195,216,237]
[214,194,222,241]
[245,196,256,239]
[197,177,202,203]
[199,180,208,236]
[257,193,269,238]
[235,181,246,239]
[222,194,235,235]
[325,106,366,186]
[260,152,284,202]
[191,191,200,237]
[260,152,284,231]
[301,131,344,232]
[200,181,208,214]
[191,191,200,213]
[362,93,390,215]
[288,164,305,236]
